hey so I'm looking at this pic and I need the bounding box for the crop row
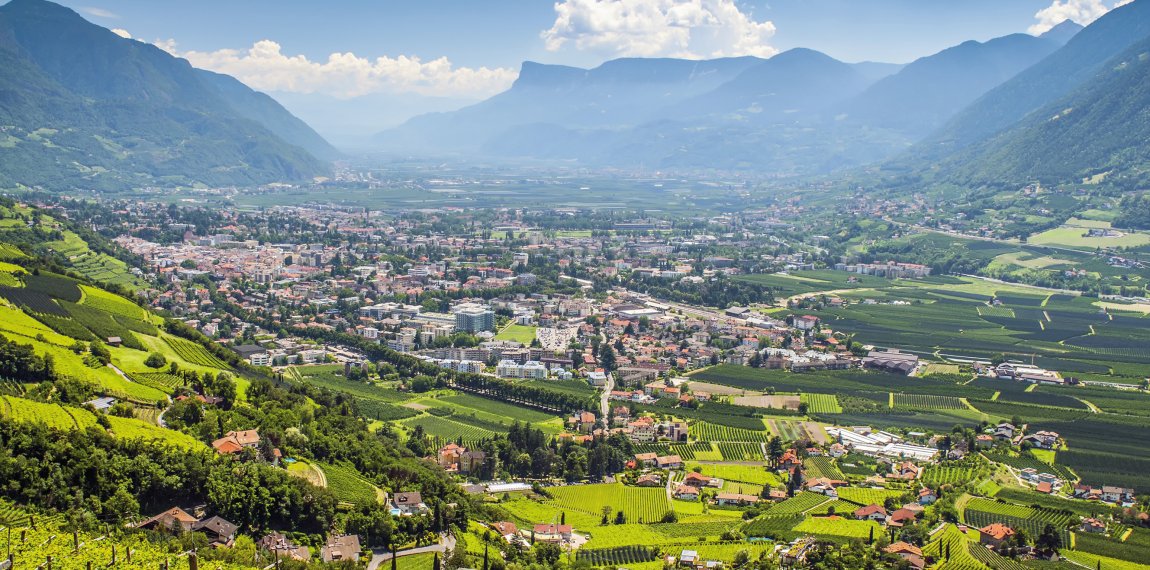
[576,546,659,566]
[717,442,763,461]
[803,457,845,481]
[892,393,966,410]
[547,483,671,525]
[800,393,842,414]
[162,336,230,368]
[692,421,770,442]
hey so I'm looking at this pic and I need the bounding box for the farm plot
[162,336,230,368]
[803,457,845,480]
[732,394,800,410]
[767,419,806,442]
[835,487,904,506]
[767,492,830,515]
[576,546,659,567]
[691,464,780,486]
[441,393,555,423]
[1075,531,1150,566]
[801,393,842,414]
[742,514,804,540]
[922,525,985,570]
[650,520,738,539]
[982,452,1076,481]
[547,483,672,525]
[692,421,771,442]
[402,415,500,445]
[793,517,883,540]
[921,465,979,486]
[318,461,383,507]
[717,442,764,461]
[79,285,148,320]
[963,499,1073,545]
[892,393,966,410]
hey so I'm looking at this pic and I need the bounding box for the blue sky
[31,0,1131,140]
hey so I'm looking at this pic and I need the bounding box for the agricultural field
[921,464,981,486]
[835,487,904,506]
[162,336,230,368]
[689,463,780,487]
[716,442,765,461]
[401,414,501,445]
[742,514,805,540]
[792,517,883,540]
[800,393,842,414]
[318,461,384,507]
[892,393,967,410]
[766,492,830,515]
[0,523,259,570]
[546,483,672,524]
[803,457,845,480]
[0,396,202,449]
[963,498,1074,545]
[441,393,556,424]
[691,420,771,443]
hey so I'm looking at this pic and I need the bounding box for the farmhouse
[636,473,663,487]
[192,516,239,547]
[136,506,198,532]
[634,452,658,467]
[853,504,887,522]
[392,492,427,515]
[674,485,700,501]
[713,493,759,506]
[320,534,361,563]
[533,524,573,544]
[211,429,261,455]
[979,523,1016,547]
[656,455,683,469]
[886,508,918,528]
[883,542,925,570]
[1080,518,1107,533]
[258,533,310,561]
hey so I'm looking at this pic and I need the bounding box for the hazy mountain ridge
[0,0,335,190]
[376,28,1081,174]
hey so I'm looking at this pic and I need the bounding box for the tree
[144,352,167,368]
[1036,523,1062,554]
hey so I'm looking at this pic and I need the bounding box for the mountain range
[0,0,336,190]
[373,18,1080,175]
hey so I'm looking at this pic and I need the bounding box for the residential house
[682,472,713,488]
[532,524,572,544]
[193,516,238,547]
[1080,518,1107,534]
[918,488,937,505]
[211,429,261,455]
[491,521,519,541]
[887,508,918,528]
[805,478,847,496]
[320,535,362,563]
[1023,431,1060,450]
[778,450,801,471]
[392,492,427,515]
[883,542,925,570]
[137,507,198,532]
[979,523,1016,547]
[258,533,310,561]
[1102,486,1136,506]
[656,455,683,469]
[636,473,663,487]
[674,485,700,501]
[634,452,658,468]
[714,493,758,507]
[853,504,888,522]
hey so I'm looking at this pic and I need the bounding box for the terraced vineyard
[650,520,737,538]
[793,517,882,540]
[547,483,671,524]
[129,372,185,393]
[162,336,230,368]
[691,421,770,442]
[982,452,1076,481]
[963,498,1074,545]
[319,462,383,507]
[923,525,985,570]
[836,487,904,506]
[922,464,981,486]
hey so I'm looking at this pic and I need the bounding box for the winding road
[366,534,456,570]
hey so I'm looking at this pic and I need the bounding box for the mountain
[1039,19,1084,45]
[912,0,1150,158]
[936,33,1150,187]
[842,34,1061,137]
[375,56,765,154]
[0,0,333,190]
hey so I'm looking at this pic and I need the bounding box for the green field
[318,461,384,507]
[495,324,537,344]
[546,483,672,525]
[0,396,203,450]
[793,517,883,540]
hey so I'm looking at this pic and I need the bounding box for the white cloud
[110,28,132,39]
[1028,0,1129,35]
[542,0,777,59]
[154,40,517,99]
[79,6,119,19]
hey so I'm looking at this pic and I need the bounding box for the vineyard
[892,393,966,410]
[717,442,764,461]
[742,514,804,539]
[162,336,230,368]
[129,372,185,393]
[967,542,1028,570]
[800,393,842,414]
[633,442,721,461]
[803,457,845,480]
[402,415,500,445]
[0,523,258,570]
[767,492,830,515]
[318,462,383,507]
[691,421,771,442]
[835,487,904,506]
[982,452,1076,481]
[923,525,986,570]
[963,498,1073,545]
[546,483,671,524]
[922,465,981,486]
[60,300,144,350]
[650,520,738,538]
[576,546,658,566]
[793,517,882,540]
[79,285,148,320]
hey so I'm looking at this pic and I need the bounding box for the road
[366,534,456,570]
[599,371,614,419]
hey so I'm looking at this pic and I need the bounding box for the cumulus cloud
[1028,0,1129,35]
[154,40,517,99]
[542,0,777,59]
[110,28,132,39]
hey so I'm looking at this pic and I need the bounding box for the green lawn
[495,324,537,344]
